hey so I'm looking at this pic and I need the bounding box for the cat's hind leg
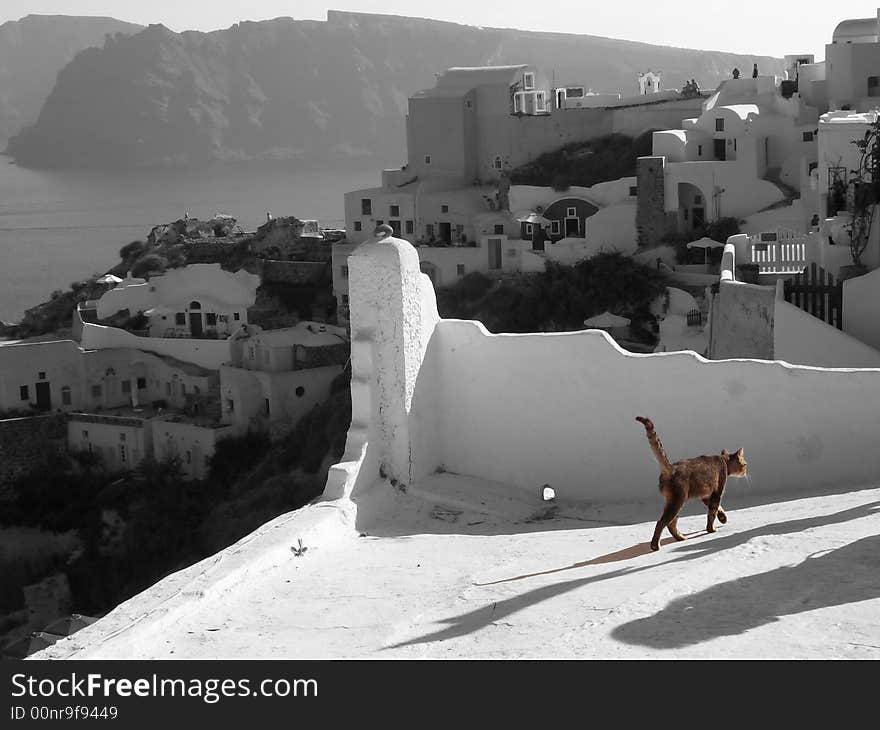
[651,496,685,551]
[668,516,687,542]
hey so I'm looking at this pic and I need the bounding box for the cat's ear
[721,449,729,457]
[734,448,743,456]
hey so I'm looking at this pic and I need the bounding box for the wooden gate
[783,262,842,329]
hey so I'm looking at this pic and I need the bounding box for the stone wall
[636,156,676,247]
[0,414,68,492]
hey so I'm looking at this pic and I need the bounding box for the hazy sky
[1,1,876,58]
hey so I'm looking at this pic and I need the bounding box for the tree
[847,116,880,267]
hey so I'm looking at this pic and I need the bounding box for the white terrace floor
[36,474,880,659]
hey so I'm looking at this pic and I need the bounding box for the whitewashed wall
[333,234,880,508]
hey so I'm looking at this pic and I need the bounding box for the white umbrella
[515,211,551,225]
[686,236,725,271]
[584,311,631,328]
[96,274,123,285]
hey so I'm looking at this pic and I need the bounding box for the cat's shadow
[386,500,880,651]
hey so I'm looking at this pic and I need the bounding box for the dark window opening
[354,221,362,231]
[137,377,147,389]
[175,313,186,325]
[19,385,29,401]
[361,198,372,215]
[295,386,305,398]
[390,205,400,217]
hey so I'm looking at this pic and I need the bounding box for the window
[82,430,88,438]
[354,221,362,231]
[137,377,146,390]
[525,223,534,236]
[513,94,523,114]
[264,398,270,416]
[802,131,814,142]
[62,386,71,405]
[38,372,45,380]
[523,72,535,90]
[550,220,561,235]
[869,76,880,97]
[119,433,126,442]
[760,232,778,242]
[122,380,132,393]
[457,264,465,276]
[92,384,102,398]
[342,294,349,304]
[506,248,517,257]
[390,204,399,217]
[233,312,240,321]
[189,301,201,310]
[206,313,217,326]
[494,224,504,234]
[181,384,186,396]
[465,99,473,109]
[425,224,434,239]
[165,382,171,396]
[566,207,577,217]
[361,198,372,215]
[19,385,29,401]
[698,144,703,156]
[175,312,186,326]
[405,220,414,234]
[441,204,449,213]
[715,118,724,132]
[629,186,638,196]
[424,155,432,165]
[295,386,305,398]
[227,399,234,413]
[753,243,769,253]
[494,156,503,170]
[341,265,349,279]
[694,194,702,205]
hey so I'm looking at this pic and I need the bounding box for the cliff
[6,11,785,169]
[0,14,142,142]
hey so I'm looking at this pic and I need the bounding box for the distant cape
[5,11,785,169]
[0,14,142,142]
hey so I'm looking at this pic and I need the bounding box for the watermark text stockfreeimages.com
[10,672,318,705]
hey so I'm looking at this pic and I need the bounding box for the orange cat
[635,416,748,551]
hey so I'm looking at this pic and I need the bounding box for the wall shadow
[611,533,880,650]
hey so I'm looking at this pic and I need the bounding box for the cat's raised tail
[635,416,673,477]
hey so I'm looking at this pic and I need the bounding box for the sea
[0,154,383,323]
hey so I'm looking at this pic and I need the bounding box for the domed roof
[832,17,878,42]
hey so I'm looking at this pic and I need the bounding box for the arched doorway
[188,300,203,337]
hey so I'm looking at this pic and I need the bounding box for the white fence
[748,228,807,274]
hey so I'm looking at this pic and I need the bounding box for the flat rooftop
[35,474,880,659]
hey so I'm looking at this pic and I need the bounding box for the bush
[131,254,168,278]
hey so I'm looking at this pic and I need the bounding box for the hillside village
[4,7,880,658]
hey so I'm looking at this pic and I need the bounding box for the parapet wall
[331,233,880,506]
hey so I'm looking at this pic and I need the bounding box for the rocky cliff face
[0,14,142,142]
[6,11,785,169]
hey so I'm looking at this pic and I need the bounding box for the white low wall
[332,233,880,512]
[81,323,231,370]
[425,321,880,500]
